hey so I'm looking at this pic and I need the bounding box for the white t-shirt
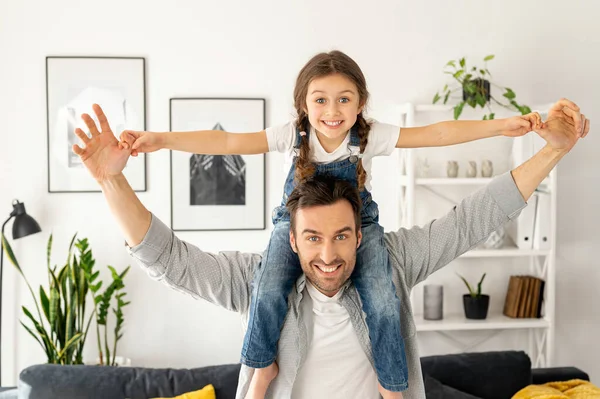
[265,120,400,191]
[291,280,380,399]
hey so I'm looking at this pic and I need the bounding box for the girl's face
[305,74,363,143]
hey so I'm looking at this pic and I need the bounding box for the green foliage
[1,232,130,366]
[457,272,487,298]
[433,55,531,120]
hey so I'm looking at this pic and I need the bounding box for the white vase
[418,158,430,177]
[466,161,477,178]
[482,160,493,177]
[447,161,459,178]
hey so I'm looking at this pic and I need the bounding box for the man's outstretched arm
[74,104,256,313]
[100,174,257,313]
[385,99,590,288]
[99,173,152,247]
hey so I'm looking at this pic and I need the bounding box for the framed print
[46,56,146,192]
[169,98,266,231]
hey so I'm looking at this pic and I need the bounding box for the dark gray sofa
[2,350,590,398]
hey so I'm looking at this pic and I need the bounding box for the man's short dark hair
[286,175,362,234]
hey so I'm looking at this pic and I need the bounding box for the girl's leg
[378,382,404,399]
[245,362,279,399]
[352,222,409,393]
[240,219,300,363]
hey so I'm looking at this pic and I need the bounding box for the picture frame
[46,56,147,193]
[169,98,266,231]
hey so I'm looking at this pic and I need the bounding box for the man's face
[290,200,362,297]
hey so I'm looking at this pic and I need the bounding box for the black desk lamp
[0,200,41,385]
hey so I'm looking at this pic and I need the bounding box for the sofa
[420,351,589,398]
[0,350,589,399]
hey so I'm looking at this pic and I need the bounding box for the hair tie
[299,131,307,137]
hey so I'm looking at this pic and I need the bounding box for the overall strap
[346,122,364,164]
[348,122,362,149]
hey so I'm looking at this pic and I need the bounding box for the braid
[355,113,371,190]
[294,112,316,184]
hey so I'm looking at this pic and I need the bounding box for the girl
[118,50,541,398]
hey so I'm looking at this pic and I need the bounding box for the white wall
[1,0,599,387]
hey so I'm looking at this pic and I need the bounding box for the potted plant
[433,55,532,120]
[1,232,130,366]
[458,272,489,320]
[91,263,131,366]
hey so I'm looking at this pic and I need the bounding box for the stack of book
[503,275,545,318]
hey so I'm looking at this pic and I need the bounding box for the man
[72,99,589,398]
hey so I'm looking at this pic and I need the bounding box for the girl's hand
[118,130,163,157]
[500,112,543,137]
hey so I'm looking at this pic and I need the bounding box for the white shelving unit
[415,314,551,332]
[398,103,557,368]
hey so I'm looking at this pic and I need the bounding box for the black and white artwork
[170,98,265,231]
[46,56,146,192]
[190,123,247,206]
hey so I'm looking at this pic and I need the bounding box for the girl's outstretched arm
[394,113,543,148]
[119,129,269,156]
[395,98,583,148]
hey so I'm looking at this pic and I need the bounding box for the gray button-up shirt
[127,172,526,398]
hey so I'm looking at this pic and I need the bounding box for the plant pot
[462,78,491,102]
[463,294,489,320]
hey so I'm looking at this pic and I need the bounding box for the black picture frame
[46,56,147,193]
[169,97,266,231]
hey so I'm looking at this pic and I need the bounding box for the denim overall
[240,124,409,391]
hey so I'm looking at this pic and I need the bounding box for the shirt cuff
[126,213,172,264]
[487,171,527,220]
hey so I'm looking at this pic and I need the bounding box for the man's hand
[72,104,132,183]
[535,98,590,153]
[546,98,586,136]
[511,99,590,201]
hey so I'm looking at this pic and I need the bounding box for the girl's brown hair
[292,50,371,190]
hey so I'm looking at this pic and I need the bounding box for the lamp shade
[11,201,41,239]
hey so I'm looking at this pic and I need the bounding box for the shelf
[398,176,551,189]
[459,247,550,258]
[398,176,492,186]
[417,178,493,185]
[415,314,550,332]
[400,101,556,367]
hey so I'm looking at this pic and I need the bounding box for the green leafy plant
[1,232,130,366]
[457,272,487,298]
[92,264,130,366]
[433,55,531,120]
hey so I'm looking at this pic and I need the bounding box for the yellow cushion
[512,384,568,399]
[512,379,600,399]
[151,384,216,399]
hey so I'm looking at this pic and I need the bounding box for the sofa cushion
[424,374,483,399]
[152,383,215,399]
[420,350,532,399]
[18,363,241,399]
